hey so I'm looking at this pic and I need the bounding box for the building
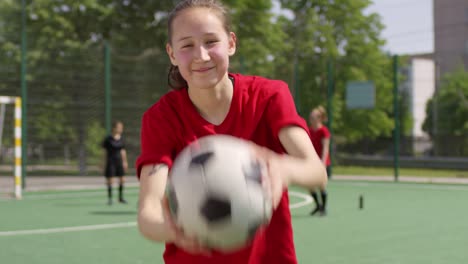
[401,55,435,154]
[434,0,468,78]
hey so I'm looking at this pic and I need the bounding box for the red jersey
[136,73,308,264]
[309,125,331,166]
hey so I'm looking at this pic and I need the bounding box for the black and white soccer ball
[166,135,272,251]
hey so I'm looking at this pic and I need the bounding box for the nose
[194,45,210,62]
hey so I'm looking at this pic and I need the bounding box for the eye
[206,40,219,45]
[182,44,193,48]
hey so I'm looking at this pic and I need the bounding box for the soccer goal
[0,96,22,199]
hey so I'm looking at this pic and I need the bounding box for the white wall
[410,58,435,138]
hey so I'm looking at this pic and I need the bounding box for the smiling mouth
[193,67,215,73]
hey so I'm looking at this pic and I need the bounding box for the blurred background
[1,1,468,264]
[0,0,466,183]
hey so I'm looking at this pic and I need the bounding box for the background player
[308,106,331,216]
[102,121,128,205]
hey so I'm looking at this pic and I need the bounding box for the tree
[214,0,289,77]
[278,0,397,143]
[0,0,22,94]
[423,66,468,156]
[0,0,406,169]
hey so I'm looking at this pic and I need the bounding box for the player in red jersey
[136,1,327,263]
[308,106,331,216]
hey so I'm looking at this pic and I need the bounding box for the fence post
[20,0,28,189]
[293,58,300,113]
[393,55,400,181]
[104,41,112,135]
[327,58,334,178]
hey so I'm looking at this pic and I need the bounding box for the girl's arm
[138,164,173,242]
[138,164,208,254]
[100,142,106,174]
[120,149,128,171]
[255,126,327,207]
[278,126,327,189]
[100,153,106,174]
[321,138,330,166]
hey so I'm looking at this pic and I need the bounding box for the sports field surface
[1,181,467,264]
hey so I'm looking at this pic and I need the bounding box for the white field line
[335,181,468,191]
[0,222,137,237]
[2,189,313,206]
[0,188,140,201]
[0,191,312,237]
[289,191,313,209]
[3,180,467,203]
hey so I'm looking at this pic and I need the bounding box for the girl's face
[166,8,236,90]
[113,123,124,134]
[309,110,322,126]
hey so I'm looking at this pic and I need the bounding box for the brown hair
[112,121,123,129]
[313,106,328,123]
[166,0,232,90]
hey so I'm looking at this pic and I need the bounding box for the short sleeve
[265,81,308,138]
[120,137,126,149]
[135,106,177,178]
[322,126,331,139]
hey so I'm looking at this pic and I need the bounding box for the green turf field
[1,182,468,264]
[334,166,468,178]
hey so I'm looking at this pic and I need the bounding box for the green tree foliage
[0,0,21,92]
[0,0,416,165]
[0,0,174,168]
[423,66,468,156]
[85,120,106,164]
[227,0,288,76]
[278,0,396,142]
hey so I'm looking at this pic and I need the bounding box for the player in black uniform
[102,121,128,205]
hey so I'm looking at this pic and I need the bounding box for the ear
[228,32,237,56]
[166,43,178,66]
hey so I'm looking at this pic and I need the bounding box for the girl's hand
[161,197,211,255]
[250,143,288,209]
[321,159,327,166]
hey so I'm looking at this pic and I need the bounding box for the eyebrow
[177,36,192,42]
[176,33,219,42]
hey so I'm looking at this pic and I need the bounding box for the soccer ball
[166,135,272,251]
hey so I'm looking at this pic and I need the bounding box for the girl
[136,1,327,263]
[308,106,331,216]
[102,121,128,205]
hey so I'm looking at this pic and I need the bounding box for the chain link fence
[1,46,467,178]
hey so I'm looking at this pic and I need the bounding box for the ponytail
[168,65,188,90]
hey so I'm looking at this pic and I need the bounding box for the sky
[365,0,434,55]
